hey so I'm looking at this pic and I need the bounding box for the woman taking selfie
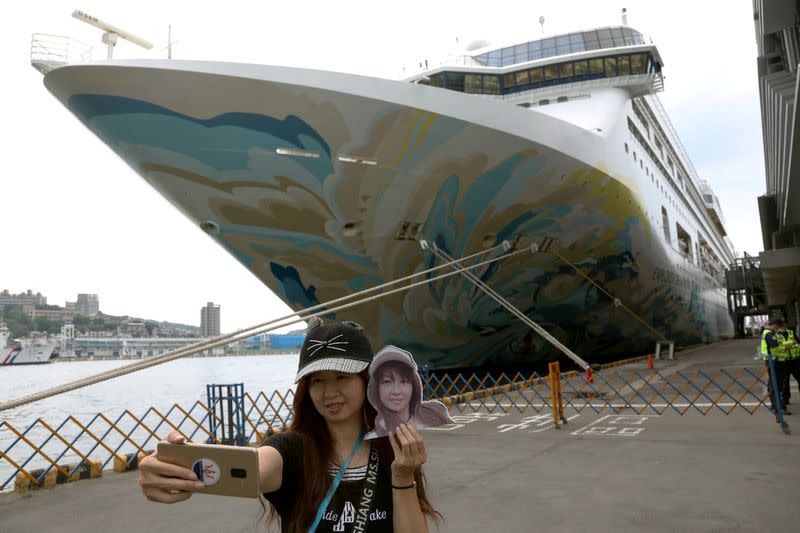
[138,319,441,533]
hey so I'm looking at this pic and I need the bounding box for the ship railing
[647,94,705,200]
[30,33,93,75]
[0,356,780,492]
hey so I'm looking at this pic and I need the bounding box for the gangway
[725,253,768,337]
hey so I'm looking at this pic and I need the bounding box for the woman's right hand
[138,430,205,503]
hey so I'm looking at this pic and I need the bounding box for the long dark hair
[265,370,441,532]
[367,360,445,432]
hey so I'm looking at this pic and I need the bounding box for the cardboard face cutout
[365,345,453,440]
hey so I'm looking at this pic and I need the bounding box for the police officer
[762,317,790,415]
[782,320,800,407]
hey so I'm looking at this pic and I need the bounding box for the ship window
[622,27,635,45]
[539,98,550,106]
[529,40,543,60]
[544,65,558,80]
[589,58,604,74]
[503,73,515,88]
[662,207,671,243]
[542,37,556,56]
[631,54,646,74]
[529,68,543,83]
[598,28,614,47]
[465,74,483,94]
[583,30,600,50]
[515,70,529,86]
[604,57,618,77]
[633,151,637,161]
[501,46,514,64]
[428,73,444,87]
[611,27,624,45]
[619,55,630,76]
[557,96,568,103]
[559,63,573,78]
[574,60,589,76]
[556,35,571,53]
[676,223,693,259]
[483,75,500,94]
[624,143,629,153]
[514,43,528,62]
[569,32,585,51]
[446,72,465,92]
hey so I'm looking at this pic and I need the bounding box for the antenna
[621,7,628,25]
[72,9,153,59]
[162,24,180,59]
[539,16,545,35]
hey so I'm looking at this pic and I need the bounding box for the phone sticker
[192,458,221,486]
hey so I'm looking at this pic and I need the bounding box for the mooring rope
[0,243,528,412]
[427,243,591,370]
[546,247,668,341]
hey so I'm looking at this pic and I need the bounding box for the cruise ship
[33,22,735,369]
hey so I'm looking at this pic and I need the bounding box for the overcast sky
[3,0,762,332]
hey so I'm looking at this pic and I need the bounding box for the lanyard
[309,428,367,533]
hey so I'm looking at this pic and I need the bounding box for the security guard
[762,317,790,415]
[781,319,800,407]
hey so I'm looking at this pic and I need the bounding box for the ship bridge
[409,26,664,101]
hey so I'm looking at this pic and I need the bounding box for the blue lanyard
[309,428,367,533]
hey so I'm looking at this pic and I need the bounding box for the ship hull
[43,60,733,369]
[1,344,57,365]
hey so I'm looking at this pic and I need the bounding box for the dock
[0,338,796,532]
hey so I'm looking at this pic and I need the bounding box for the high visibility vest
[774,331,792,361]
[787,330,800,360]
[761,329,774,360]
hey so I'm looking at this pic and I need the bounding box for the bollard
[585,366,594,384]
[647,354,654,369]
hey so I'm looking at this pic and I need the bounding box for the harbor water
[0,353,299,484]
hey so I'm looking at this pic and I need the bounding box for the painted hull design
[43,60,733,369]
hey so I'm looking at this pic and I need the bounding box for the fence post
[206,383,247,445]
[766,356,790,435]
[419,363,431,401]
[548,362,565,429]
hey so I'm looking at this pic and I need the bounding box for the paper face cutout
[365,345,453,440]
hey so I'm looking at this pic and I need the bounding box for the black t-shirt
[263,431,394,533]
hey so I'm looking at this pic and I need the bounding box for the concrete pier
[1,338,796,532]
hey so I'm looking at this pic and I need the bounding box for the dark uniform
[761,327,789,414]
[783,327,800,406]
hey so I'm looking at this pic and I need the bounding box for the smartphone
[157,441,260,498]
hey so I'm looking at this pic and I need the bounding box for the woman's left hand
[389,423,427,483]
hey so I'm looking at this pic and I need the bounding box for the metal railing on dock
[0,357,779,492]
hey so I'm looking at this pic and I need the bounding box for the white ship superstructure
[33,21,734,369]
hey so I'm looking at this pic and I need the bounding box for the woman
[138,319,440,533]
[366,345,453,439]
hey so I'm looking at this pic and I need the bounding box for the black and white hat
[294,318,374,383]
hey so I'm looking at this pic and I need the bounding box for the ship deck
[1,338,795,532]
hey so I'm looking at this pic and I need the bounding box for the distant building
[0,289,47,309]
[21,304,77,321]
[76,294,100,316]
[116,321,149,337]
[200,302,221,337]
